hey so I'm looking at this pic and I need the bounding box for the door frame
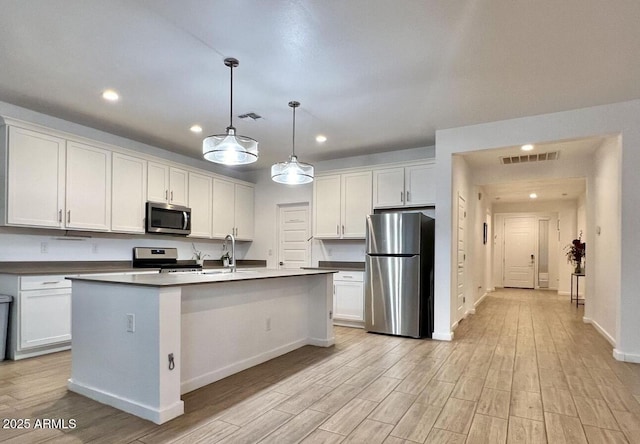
[276,202,312,269]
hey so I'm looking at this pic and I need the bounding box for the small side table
[571,273,585,307]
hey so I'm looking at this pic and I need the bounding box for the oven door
[146,202,191,235]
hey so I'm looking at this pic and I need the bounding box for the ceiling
[1,1,639,172]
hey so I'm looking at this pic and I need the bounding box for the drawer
[20,275,72,290]
[335,271,364,282]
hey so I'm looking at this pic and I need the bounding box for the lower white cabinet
[21,287,71,349]
[333,271,364,327]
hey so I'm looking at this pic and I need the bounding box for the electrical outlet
[265,317,271,331]
[126,313,135,332]
[40,242,48,253]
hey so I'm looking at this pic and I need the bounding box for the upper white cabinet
[147,162,188,206]
[188,172,212,238]
[65,141,111,231]
[373,163,435,208]
[313,171,372,239]
[112,153,147,233]
[212,178,254,240]
[6,126,65,228]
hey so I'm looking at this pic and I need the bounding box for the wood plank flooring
[2,288,640,443]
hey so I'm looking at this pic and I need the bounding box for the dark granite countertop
[304,261,365,272]
[0,260,267,275]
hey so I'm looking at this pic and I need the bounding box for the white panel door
[169,167,188,206]
[111,153,146,233]
[188,172,212,238]
[456,194,466,321]
[372,168,405,208]
[21,289,71,349]
[278,204,310,269]
[405,163,435,206]
[65,141,111,231]
[313,175,341,238]
[212,178,235,238]
[503,217,536,288]
[234,183,254,240]
[147,161,169,203]
[7,126,65,228]
[341,171,372,238]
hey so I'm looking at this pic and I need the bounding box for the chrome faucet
[224,233,236,272]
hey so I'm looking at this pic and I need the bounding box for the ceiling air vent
[500,151,559,165]
[238,112,262,120]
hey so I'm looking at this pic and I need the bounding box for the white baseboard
[582,317,616,347]
[180,338,309,394]
[451,320,459,331]
[68,379,184,424]
[612,349,640,363]
[465,308,476,316]
[308,336,335,347]
[432,331,454,341]
[558,291,570,296]
[474,292,489,308]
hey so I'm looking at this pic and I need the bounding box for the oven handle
[183,211,189,230]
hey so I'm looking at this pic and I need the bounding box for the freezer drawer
[365,255,421,337]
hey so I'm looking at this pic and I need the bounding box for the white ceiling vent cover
[501,151,559,165]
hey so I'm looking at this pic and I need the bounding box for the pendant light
[271,101,314,184]
[203,58,258,165]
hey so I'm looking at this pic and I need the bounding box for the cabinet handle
[67,210,71,223]
[165,190,168,200]
[406,191,410,202]
[333,284,336,294]
[342,225,345,235]
[58,209,62,223]
[343,276,353,279]
[336,225,339,235]
[170,191,174,202]
[42,281,61,285]
[400,191,404,203]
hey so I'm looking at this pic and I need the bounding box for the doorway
[277,203,311,269]
[456,194,466,320]
[503,216,536,288]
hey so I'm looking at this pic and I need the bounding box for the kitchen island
[66,268,336,424]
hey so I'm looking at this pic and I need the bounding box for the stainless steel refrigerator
[364,213,435,338]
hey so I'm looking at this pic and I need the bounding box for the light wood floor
[2,288,640,443]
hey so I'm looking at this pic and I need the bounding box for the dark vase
[574,264,582,274]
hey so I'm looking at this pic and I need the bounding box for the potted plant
[191,243,209,266]
[220,250,231,268]
[565,231,586,274]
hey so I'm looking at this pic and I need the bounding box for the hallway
[1,289,640,443]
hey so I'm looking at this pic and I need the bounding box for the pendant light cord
[292,105,296,157]
[229,63,234,129]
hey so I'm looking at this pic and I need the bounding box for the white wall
[585,136,621,345]
[470,186,492,311]
[435,100,639,363]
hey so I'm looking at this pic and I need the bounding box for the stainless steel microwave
[145,202,191,235]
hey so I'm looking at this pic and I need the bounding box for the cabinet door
[20,289,71,349]
[188,172,212,238]
[234,183,254,240]
[7,126,65,228]
[334,281,364,321]
[147,161,169,203]
[111,153,147,233]
[65,141,111,231]
[341,171,372,239]
[373,168,405,208]
[405,163,435,206]
[211,178,235,238]
[169,167,189,206]
[313,175,341,238]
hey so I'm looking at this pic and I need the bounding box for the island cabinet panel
[65,141,111,231]
[6,126,66,228]
[188,172,213,238]
[111,153,147,233]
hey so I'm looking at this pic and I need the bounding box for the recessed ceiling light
[521,144,534,151]
[315,135,327,143]
[102,89,119,102]
[529,193,538,199]
[190,125,203,134]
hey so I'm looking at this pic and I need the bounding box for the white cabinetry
[313,171,372,239]
[188,172,212,238]
[373,163,435,208]
[333,271,364,327]
[65,141,112,231]
[147,162,188,206]
[212,178,254,240]
[111,153,147,233]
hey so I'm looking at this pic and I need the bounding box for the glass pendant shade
[271,155,314,184]
[203,57,258,165]
[271,100,314,184]
[203,128,258,165]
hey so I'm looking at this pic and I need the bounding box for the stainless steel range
[132,247,202,273]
